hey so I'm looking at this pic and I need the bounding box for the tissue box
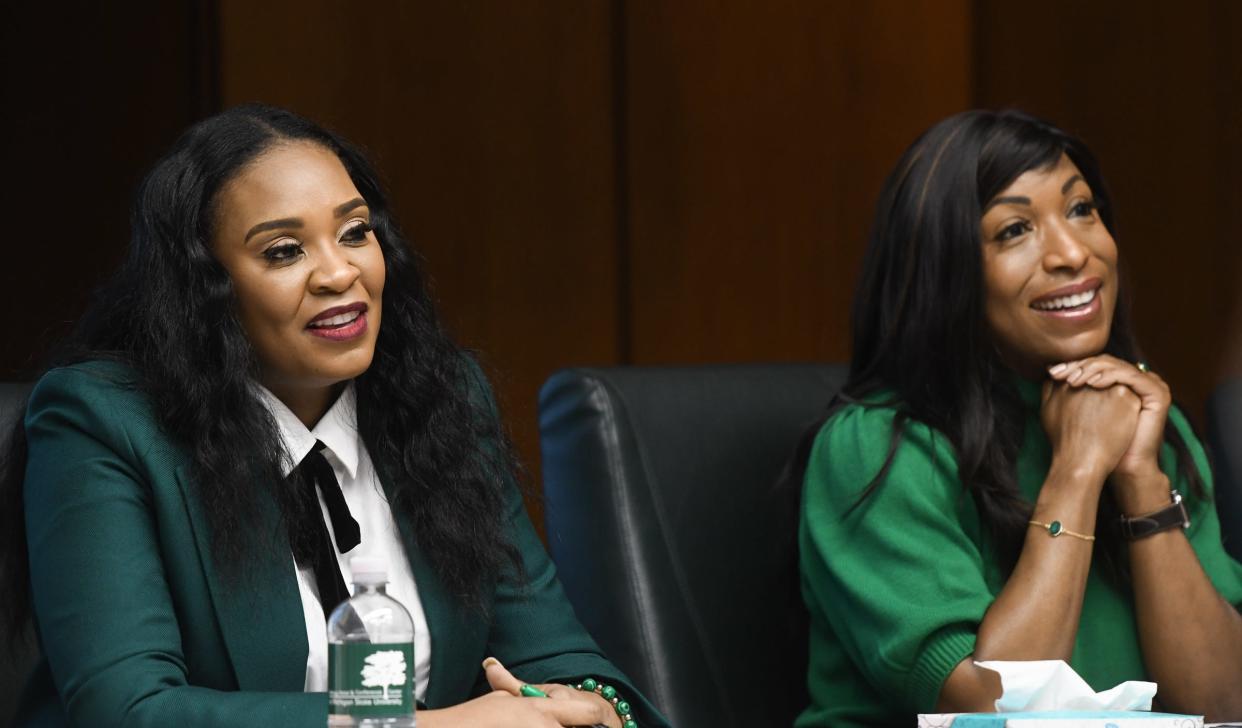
[916,711,1203,728]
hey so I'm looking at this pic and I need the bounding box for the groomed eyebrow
[983,195,1030,213]
[335,197,367,218]
[243,198,369,244]
[244,217,302,244]
[983,174,1089,214]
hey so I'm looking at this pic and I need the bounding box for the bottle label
[329,642,415,718]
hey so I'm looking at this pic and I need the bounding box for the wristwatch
[1119,489,1190,540]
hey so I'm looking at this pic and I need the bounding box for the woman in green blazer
[1,105,666,728]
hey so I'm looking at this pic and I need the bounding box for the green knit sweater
[797,382,1242,727]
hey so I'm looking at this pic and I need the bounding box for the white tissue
[974,660,1156,712]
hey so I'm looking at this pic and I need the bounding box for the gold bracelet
[1028,519,1095,541]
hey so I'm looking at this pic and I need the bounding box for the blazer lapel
[383,482,488,707]
[175,465,308,692]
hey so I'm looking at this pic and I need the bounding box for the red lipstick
[307,302,368,341]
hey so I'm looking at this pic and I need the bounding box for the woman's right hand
[1040,377,1141,483]
[415,658,616,728]
[415,692,573,728]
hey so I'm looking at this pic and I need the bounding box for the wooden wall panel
[623,1,973,365]
[1216,1,1242,380]
[216,1,621,508]
[8,0,1234,498]
[975,0,1242,418]
[0,2,207,377]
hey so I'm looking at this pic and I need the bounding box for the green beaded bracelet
[572,678,638,728]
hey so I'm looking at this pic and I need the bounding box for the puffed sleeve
[1163,406,1242,608]
[461,358,670,727]
[22,365,323,727]
[800,404,991,712]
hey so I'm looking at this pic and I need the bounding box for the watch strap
[1120,490,1190,540]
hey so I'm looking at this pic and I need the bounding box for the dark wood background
[4,1,1239,526]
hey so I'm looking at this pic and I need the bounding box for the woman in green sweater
[796,110,1242,726]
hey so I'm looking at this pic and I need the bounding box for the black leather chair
[538,363,846,728]
[1,381,39,727]
[1206,377,1242,564]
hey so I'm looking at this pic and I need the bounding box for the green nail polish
[520,684,549,698]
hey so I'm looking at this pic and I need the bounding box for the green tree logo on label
[361,650,408,699]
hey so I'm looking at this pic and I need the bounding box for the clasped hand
[1042,354,1171,493]
[414,657,622,728]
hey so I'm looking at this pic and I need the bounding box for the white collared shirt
[256,383,431,701]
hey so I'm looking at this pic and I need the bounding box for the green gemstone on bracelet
[1049,520,1063,536]
[572,678,635,726]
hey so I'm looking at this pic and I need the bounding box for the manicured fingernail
[1048,363,1067,375]
[482,657,501,669]
[520,684,549,698]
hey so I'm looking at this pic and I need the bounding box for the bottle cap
[349,555,388,584]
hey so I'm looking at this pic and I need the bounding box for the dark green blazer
[17,362,667,728]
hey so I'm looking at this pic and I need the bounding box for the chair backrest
[0,381,40,727]
[1206,378,1242,563]
[0,382,29,425]
[538,363,846,728]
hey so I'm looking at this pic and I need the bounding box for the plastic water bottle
[328,556,416,727]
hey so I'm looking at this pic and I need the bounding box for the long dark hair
[799,109,1202,574]
[1,104,521,638]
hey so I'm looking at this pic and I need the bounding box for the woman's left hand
[1047,354,1171,482]
[483,657,624,728]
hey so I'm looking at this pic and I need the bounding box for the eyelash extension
[260,222,371,265]
[342,222,373,242]
[262,242,303,264]
[1066,198,1101,220]
[996,220,1031,242]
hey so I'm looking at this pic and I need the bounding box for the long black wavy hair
[1,104,522,638]
[796,109,1203,577]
